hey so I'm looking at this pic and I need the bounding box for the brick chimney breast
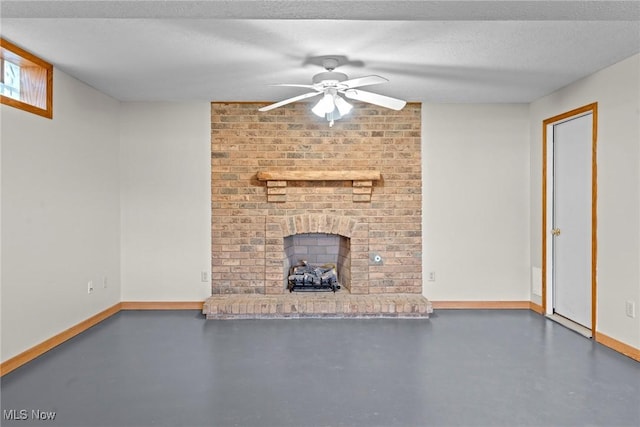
[212,102,422,295]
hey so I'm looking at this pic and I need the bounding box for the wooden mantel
[256,170,381,202]
[257,170,381,182]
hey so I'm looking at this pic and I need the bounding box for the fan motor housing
[312,71,348,85]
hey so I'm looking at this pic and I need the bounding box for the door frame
[542,102,598,333]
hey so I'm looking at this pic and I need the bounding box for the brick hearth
[203,293,433,319]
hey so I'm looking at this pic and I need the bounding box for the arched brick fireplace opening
[266,214,369,295]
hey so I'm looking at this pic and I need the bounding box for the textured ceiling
[1,1,639,103]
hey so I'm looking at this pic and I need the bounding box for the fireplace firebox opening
[283,233,351,293]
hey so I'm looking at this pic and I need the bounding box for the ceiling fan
[258,58,407,126]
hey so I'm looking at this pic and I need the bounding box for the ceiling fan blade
[343,89,406,110]
[271,84,316,89]
[258,91,322,112]
[340,75,388,89]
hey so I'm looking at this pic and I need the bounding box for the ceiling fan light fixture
[259,59,405,126]
[312,91,336,117]
[326,108,341,127]
[334,95,352,116]
[311,99,326,117]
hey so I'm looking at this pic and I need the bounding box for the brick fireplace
[206,102,431,317]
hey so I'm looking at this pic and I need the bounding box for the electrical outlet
[201,271,209,282]
[103,276,108,289]
[626,301,636,318]
[428,272,436,282]
[87,281,94,294]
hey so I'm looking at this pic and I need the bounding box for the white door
[552,114,592,328]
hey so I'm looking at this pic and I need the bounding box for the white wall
[119,102,211,301]
[1,70,121,362]
[530,54,640,349]
[422,104,531,301]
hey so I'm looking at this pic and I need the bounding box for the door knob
[551,228,561,236]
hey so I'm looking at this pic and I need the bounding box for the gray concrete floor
[1,310,639,427]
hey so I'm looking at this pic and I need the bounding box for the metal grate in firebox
[287,260,340,292]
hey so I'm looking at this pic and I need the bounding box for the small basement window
[0,38,53,119]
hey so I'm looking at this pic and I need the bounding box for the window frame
[0,38,53,119]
